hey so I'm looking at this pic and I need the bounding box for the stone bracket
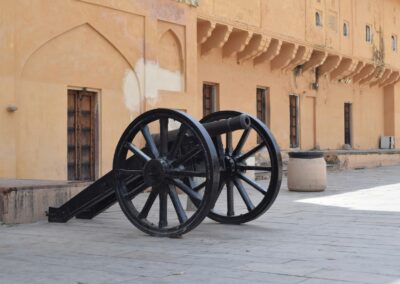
[331,58,357,80]
[353,64,375,83]
[302,50,328,72]
[253,38,282,66]
[343,61,365,82]
[319,55,342,76]
[201,24,233,55]
[284,46,313,71]
[197,20,216,44]
[223,29,252,58]
[371,69,392,87]
[380,71,400,87]
[271,42,298,70]
[237,34,271,63]
[359,66,382,85]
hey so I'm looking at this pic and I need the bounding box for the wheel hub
[224,155,237,176]
[143,159,169,186]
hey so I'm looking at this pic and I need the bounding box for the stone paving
[1,166,400,284]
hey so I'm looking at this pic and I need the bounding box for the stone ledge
[0,180,90,224]
[278,149,400,172]
[308,149,400,170]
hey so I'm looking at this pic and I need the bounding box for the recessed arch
[157,29,185,92]
[20,22,143,112]
[21,23,136,76]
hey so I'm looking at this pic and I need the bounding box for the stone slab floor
[1,165,400,284]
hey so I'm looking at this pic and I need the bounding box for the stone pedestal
[288,152,327,192]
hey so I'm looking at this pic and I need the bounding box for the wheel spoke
[236,142,266,162]
[227,180,235,216]
[168,185,188,224]
[193,181,206,192]
[226,132,233,155]
[125,142,151,162]
[211,181,226,208]
[167,169,207,178]
[236,165,272,172]
[159,118,168,157]
[232,128,250,157]
[171,178,202,203]
[159,189,168,228]
[233,178,255,211]
[214,136,225,164]
[237,173,267,195]
[168,125,187,159]
[172,147,202,167]
[141,126,159,159]
[123,182,148,200]
[117,169,144,176]
[138,189,158,219]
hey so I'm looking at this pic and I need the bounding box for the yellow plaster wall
[262,0,306,40]
[198,49,386,151]
[0,1,17,177]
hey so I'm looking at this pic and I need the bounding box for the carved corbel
[342,61,364,82]
[319,55,342,77]
[201,24,233,55]
[237,34,270,63]
[380,71,400,87]
[253,38,282,66]
[353,64,375,83]
[271,43,298,70]
[331,58,357,80]
[302,50,328,72]
[370,68,391,87]
[197,20,216,44]
[223,29,253,58]
[284,46,313,71]
[359,67,381,85]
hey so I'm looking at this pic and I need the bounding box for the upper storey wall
[197,0,400,69]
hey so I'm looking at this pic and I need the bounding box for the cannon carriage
[48,108,282,237]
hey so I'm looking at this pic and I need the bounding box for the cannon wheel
[200,111,282,224]
[113,109,219,237]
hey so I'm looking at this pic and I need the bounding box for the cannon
[48,108,282,237]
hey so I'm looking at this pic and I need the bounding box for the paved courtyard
[1,165,400,284]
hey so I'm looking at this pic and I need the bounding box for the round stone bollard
[288,151,327,192]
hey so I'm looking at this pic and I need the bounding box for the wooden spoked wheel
[200,111,282,224]
[113,109,219,237]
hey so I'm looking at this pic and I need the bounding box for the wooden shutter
[203,84,218,116]
[68,89,97,181]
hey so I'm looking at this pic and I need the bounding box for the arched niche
[157,29,185,92]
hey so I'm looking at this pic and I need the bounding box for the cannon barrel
[202,113,251,137]
[153,114,251,144]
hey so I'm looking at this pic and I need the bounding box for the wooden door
[289,95,299,148]
[203,83,219,116]
[344,103,352,146]
[68,89,97,181]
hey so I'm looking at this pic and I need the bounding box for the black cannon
[48,109,282,237]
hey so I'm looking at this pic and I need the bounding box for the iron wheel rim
[200,111,282,224]
[113,109,219,237]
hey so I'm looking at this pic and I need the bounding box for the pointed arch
[157,29,185,92]
[21,22,136,75]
